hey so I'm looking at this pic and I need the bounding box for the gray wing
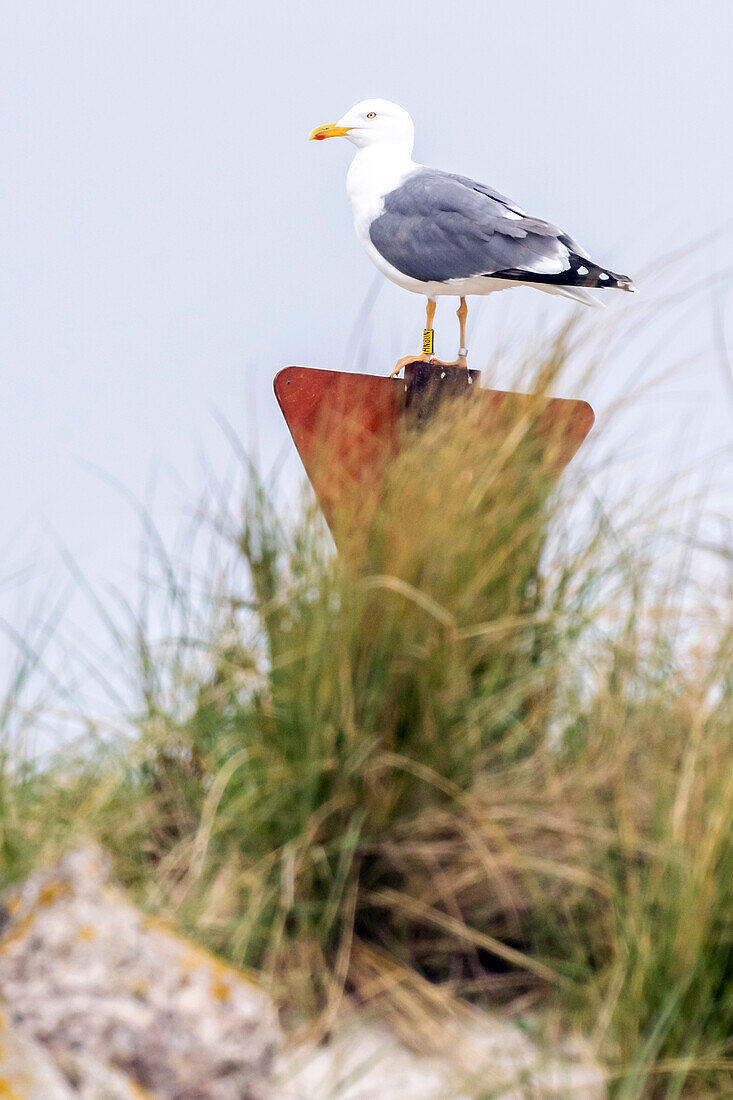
[368,168,632,290]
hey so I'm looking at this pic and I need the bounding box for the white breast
[345,146,429,293]
[346,144,415,232]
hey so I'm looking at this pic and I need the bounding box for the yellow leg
[389,298,469,377]
[456,297,468,369]
[389,299,437,377]
[421,298,468,369]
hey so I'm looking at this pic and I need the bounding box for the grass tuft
[1,321,731,1097]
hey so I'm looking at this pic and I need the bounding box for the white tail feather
[541,285,605,308]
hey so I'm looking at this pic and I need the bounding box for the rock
[0,847,280,1099]
[0,848,605,1099]
[278,1014,606,1099]
[0,1007,77,1099]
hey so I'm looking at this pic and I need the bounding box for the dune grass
[0,322,731,1097]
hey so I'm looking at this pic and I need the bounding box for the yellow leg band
[422,329,434,355]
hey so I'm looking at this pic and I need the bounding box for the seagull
[310,98,636,377]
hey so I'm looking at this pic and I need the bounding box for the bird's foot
[389,354,432,378]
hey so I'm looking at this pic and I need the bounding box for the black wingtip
[613,274,637,293]
[486,259,637,294]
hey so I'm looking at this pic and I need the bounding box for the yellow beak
[309,122,352,141]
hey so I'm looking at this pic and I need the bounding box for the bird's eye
[366,111,376,119]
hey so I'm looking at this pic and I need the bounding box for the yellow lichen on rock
[0,915,36,958]
[36,882,71,908]
[0,1076,25,1100]
[127,1082,158,1100]
[209,978,231,1003]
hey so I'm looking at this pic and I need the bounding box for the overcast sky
[1,1,731,726]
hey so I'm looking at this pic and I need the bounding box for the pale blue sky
[0,1,731,725]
